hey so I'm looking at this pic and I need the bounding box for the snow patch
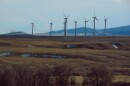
[112,44,119,49]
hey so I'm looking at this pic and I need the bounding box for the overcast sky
[0,0,130,33]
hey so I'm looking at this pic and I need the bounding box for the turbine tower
[104,18,108,36]
[93,16,98,37]
[74,20,77,37]
[64,14,69,37]
[84,18,89,36]
[31,23,34,36]
[50,22,53,37]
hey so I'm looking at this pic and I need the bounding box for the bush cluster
[0,64,129,86]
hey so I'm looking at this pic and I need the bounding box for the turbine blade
[84,17,86,21]
[95,17,99,21]
[67,15,69,18]
[76,18,78,21]
[63,13,66,17]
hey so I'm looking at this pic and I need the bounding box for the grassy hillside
[0,37,130,86]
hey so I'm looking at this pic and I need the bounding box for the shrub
[53,64,73,86]
[13,64,35,86]
[33,66,52,86]
[82,77,89,86]
[87,66,113,86]
[70,76,77,85]
[0,64,16,86]
[112,82,130,86]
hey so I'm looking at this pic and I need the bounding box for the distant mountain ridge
[1,25,130,36]
[104,25,130,36]
[44,27,93,36]
[1,31,31,36]
[44,25,130,36]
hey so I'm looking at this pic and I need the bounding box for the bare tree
[87,66,112,86]
[0,64,16,86]
[53,64,73,86]
[33,66,52,86]
[13,64,35,86]
[70,76,77,86]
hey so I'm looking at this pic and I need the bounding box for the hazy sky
[0,0,130,33]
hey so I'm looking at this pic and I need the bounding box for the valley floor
[0,36,130,85]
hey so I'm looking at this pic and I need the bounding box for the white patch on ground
[21,54,30,58]
[66,44,76,48]
[0,52,10,56]
[28,45,34,48]
[112,44,119,49]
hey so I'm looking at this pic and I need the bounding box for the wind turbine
[50,22,53,37]
[92,9,99,37]
[104,18,108,36]
[31,17,35,36]
[31,23,34,36]
[64,14,69,37]
[93,16,98,37]
[74,20,78,37]
[84,18,89,36]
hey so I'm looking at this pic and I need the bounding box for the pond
[0,52,65,59]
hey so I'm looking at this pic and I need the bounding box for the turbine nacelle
[93,16,99,21]
[84,20,89,23]
[64,14,69,19]
[84,17,89,23]
[104,18,108,21]
[50,22,53,25]
[64,16,69,23]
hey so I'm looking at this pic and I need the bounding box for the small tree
[13,64,35,86]
[53,64,73,86]
[82,76,89,86]
[33,66,52,86]
[0,64,16,86]
[87,66,112,86]
[70,76,77,85]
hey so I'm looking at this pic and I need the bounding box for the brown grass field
[0,36,130,85]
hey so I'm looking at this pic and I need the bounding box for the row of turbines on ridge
[31,15,108,37]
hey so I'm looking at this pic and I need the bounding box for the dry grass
[0,37,130,84]
[113,75,130,83]
[0,37,130,65]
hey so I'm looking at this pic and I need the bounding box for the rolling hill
[44,25,130,36]
[1,25,130,36]
[1,31,31,36]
